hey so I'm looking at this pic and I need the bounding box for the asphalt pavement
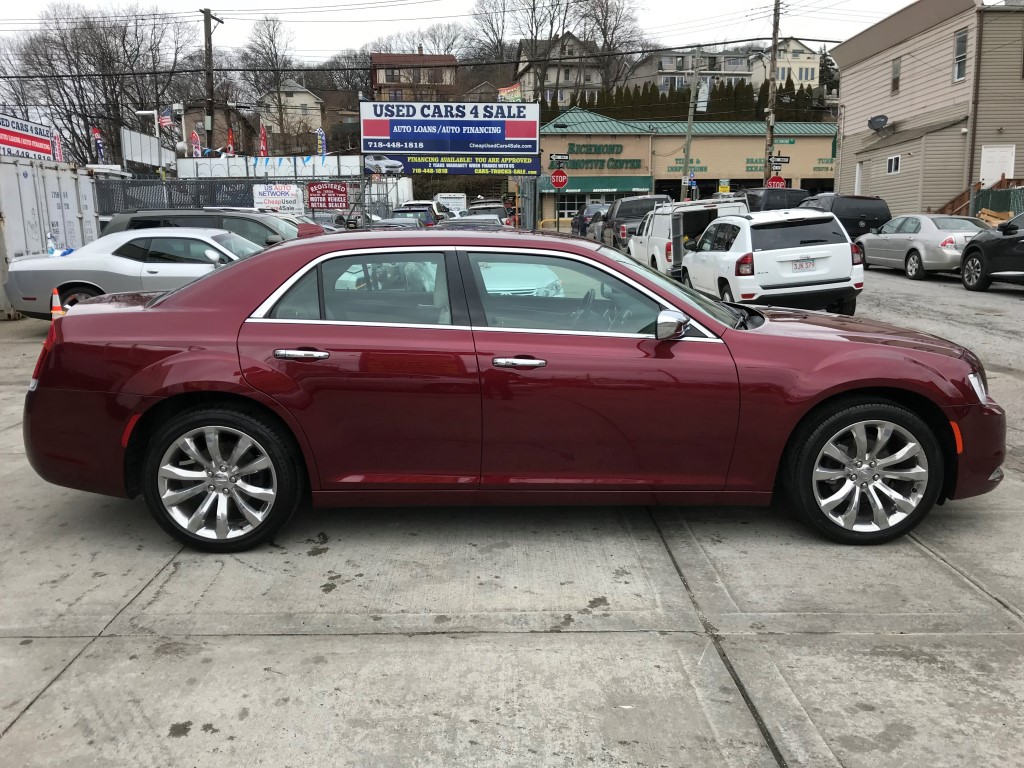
[1,269,1023,767]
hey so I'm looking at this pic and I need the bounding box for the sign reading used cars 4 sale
[360,102,539,155]
[0,114,54,160]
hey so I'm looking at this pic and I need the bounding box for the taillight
[939,236,955,248]
[620,225,627,240]
[851,242,864,265]
[735,253,754,276]
[665,241,673,263]
[29,320,59,391]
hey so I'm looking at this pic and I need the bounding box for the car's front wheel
[142,407,304,552]
[961,251,991,291]
[784,400,943,544]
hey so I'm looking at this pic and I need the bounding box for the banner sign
[253,183,303,215]
[190,130,201,158]
[0,114,54,160]
[226,127,235,155]
[360,101,539,155]
[259,124,268,156]
[307,181,350,210]
[363,153,541,177]
[51,130,64,162]
[497,83,524,102]
[316,127,326,159]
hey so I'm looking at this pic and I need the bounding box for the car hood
[752,307,965,359]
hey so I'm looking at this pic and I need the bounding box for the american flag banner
[259,123,268,156]
[51,130,64,162]
[158,106,174,127]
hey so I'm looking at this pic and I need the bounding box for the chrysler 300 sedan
[24,231,1005,552]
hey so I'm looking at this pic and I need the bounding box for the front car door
[690,223,720,294]
[988,213,1024,274]
[459,247,739,494]
[870,217,905,265]
[239,247,481,493]
[141,237,219,291]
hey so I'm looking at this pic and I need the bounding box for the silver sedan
[855,214,991,280]
[3,228,262,320]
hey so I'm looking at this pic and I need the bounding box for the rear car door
[239,248,482,492]
[459,247,739,492]
[897,216,922,261]
[141,237,219,291]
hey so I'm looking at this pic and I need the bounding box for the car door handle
[274,349,330,360]
[492,357,547,369]
[146,269,159,274]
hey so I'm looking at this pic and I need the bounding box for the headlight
[968,372,987,402]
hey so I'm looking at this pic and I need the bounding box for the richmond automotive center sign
[360,102,540,155]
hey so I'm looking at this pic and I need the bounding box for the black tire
[142,407,304,552]
[835,297,857,316]
[719,282,735,302]
[961,251,991,291]
[650,256,658,270]
[905,251,926,281]
[59,285,101,306]
[681,270,693,289]
[784,400,944,544]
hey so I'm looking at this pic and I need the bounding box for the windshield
[273,217,299,239]
[930,216,990,232]
[213,232,264,258]
[595,245,737,328]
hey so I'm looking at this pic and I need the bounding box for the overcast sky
[0,0,916,63]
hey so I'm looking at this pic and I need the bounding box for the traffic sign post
[550,168,569,232]
[766,175,786,188]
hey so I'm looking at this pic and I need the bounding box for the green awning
[538,175,653,194]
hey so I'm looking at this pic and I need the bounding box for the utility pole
[763,0,782,183]
[202,9,224,152]
[681,48,702,201]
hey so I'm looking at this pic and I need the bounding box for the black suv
[745,187,810,211]
[102,209,298,246]
[960,212,1024,291]
[600,194,672,250]
[797,194,892,239]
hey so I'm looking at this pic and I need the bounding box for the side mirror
[265,234,284,245]
[204,248,224,264]
[683,240,697,251]
[869,227,879,234]
[655,309,691,340]
[997,222,1016,234]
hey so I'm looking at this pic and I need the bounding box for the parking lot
[1,267,1022,767]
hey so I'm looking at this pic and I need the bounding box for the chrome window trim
[249,243,723,344]
[457,245,720,341]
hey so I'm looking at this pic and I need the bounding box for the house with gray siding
[831,0,1024,216]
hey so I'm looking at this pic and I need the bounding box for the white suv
[629,199,749,274]
[679,210,864,315]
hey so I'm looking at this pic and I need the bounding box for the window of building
[566,46,574,56]
[563,67,570,79]
[953,28,968,82]
[584,70,592,82]
[557,193,587,219]
[300,103,308,115]
[390,89,402,101]
[886,155,901,174]
[676,57,686,70]
[891,57,901,93]
[385,68,398,83]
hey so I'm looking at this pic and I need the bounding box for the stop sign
[766,175,786,188]
[550,168,569,189]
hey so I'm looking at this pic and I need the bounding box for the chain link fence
[974,188,1024,218]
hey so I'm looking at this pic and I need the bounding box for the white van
[434,193,468,215]
[629,198,749,273]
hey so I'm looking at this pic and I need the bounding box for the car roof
[724,210,836,225]
[266,228,603,250]
[114,209,277,219]
[99,227,233,240]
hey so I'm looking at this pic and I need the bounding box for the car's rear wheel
[905,251,926,280]
[719,282,734,302]
[784,400,943,544]
[649,256,658,270]
[961,252,991,291]
[142,408,303,552]
[59,285,101,307]
[834,297,857,316]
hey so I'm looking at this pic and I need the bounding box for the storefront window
[557,194,587,218]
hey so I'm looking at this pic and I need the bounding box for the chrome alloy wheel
[811,419,929,532]
[962,256,983,287]
[157,426,277,540]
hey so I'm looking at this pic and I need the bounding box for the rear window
[750,218,847,251]
[832,198,890,218]
[931,216,989,232]
[616,198,665,219]
[469,205,507,218]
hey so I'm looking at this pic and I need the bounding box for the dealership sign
[307,181,351,210]
[253,183,304,215]
[360,102,539,155]
[0,114,54,160]
[364,153,540,177]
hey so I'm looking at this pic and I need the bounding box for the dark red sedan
[24,231,1005,552]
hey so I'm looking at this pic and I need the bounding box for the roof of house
[259,79,324,102]
[853,116,968,154]
[370,52,458,66]
[515,33,600,69]
[540,107,837,136]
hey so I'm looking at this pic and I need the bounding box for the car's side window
[269,268,321,320]
[467,252,659,335]
[320,253,450,325]
[113,238,150,261]
[714,224,740,251]
[147,238,217,264]
[223,217,274,245]
[879,218,904,235]
[697,224,719,251]
[127,218,170,230]
[899,217,921,234]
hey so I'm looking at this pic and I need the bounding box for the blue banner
[362,153,540,177]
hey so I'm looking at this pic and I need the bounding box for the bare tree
[239,16,298,152]
[578,0,648,91]
[419,22,468,58]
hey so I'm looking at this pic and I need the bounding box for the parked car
[334,210,382,229]
[3,228,262,319]
[466,203,513,225]
[855,214,991,279]
[435,214,506,228]
[103,209,302,246]
[25,229,1004,551]
[364,155,404,175]
[391,207,439,227]
[630,198,749,273]
[271,214,327,237]
[958,212,1024,291]
[745,187,810,211]
[366,218,426,229]
[678,209,863,314]
[798,194,892,239]
[571,203,610,236]
[586,210,609,241]
[601,194,673,251]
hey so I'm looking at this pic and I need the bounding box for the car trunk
[750,218,852,288]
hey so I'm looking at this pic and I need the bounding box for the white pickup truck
[629,198,749,273]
